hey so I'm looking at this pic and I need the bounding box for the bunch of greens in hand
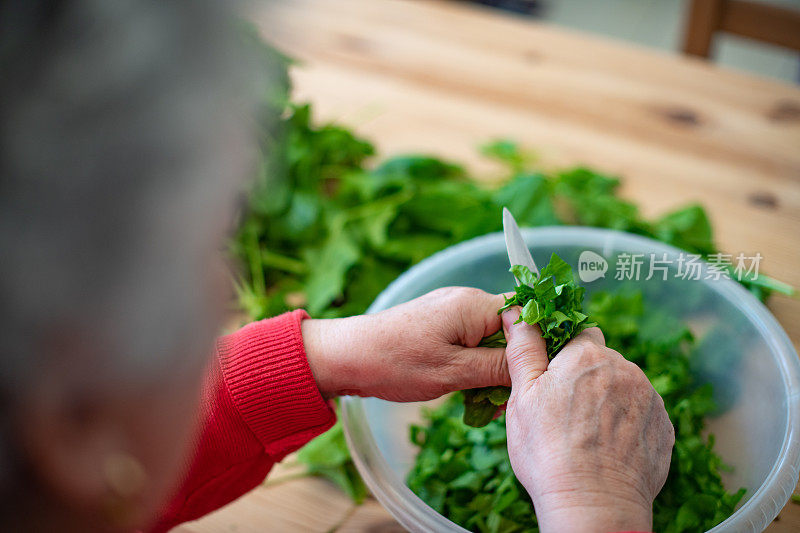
[463,255,596,427]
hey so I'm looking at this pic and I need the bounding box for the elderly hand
[501,307,674,533]
[302,287,509,402]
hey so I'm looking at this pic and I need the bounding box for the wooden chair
[682,0,800,58]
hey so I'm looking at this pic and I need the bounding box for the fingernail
[501,307,521,337]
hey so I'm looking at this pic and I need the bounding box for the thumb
[502,306,549,389]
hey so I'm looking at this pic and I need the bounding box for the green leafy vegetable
[408,397,537,532]
[296,420,368,503]
[549,165,793,299]
[463,255,596,427]
[501,258,597,354]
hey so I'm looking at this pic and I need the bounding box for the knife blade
[502,207,538,284]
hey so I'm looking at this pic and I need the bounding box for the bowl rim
[342,226,800,533]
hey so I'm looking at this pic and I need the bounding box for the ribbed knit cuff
[216,309,336,460]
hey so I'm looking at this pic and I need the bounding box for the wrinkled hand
[302,287,509,402]
[501,307,674,533]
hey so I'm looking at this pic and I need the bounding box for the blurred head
[0,1,269,530]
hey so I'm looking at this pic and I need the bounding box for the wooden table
[178,0,800,531]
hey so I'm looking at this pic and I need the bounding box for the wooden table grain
[179,0,800,531]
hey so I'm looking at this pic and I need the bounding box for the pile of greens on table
[231,42,792,533]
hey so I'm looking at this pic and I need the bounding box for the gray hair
[0,0,277,494]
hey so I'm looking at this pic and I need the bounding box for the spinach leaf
[296,420,368,503]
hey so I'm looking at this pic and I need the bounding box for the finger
[482,291,510,335]
[460,290,509,345]
[572,326,605,347]
[450,346,511,388]
[501,306,549,389]
[547,327,611,371]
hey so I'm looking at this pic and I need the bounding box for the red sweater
[151,309,336,532]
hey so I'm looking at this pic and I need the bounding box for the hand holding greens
[463,255,596,427]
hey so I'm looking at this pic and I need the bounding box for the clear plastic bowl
[341,226,800,533]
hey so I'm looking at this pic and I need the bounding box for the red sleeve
[150,309,336,532]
